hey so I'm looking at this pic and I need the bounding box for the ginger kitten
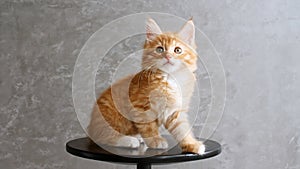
[88,18,205,154]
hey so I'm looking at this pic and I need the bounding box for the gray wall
[1,0,300,169]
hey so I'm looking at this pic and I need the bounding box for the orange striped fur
[88,18,205,154]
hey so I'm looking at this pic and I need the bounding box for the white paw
[146,137,168,149]
[198,143,206,155]
[156,139,168,149]
[115,136,140,148]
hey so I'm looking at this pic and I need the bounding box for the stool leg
[137,163,151,169]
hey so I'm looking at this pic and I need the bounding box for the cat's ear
[146,18,162,41]
[178,19,196,47]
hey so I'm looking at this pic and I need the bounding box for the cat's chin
[157,63,186,74]
[157,66,175,74]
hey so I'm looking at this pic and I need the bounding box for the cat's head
[142,18,198,73]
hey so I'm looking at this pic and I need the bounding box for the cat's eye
[156,46,164,53]
[174,47,182,54]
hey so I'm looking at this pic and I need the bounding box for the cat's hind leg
[88,105,140,149]
[88,124,140,148]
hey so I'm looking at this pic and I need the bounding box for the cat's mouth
[163,60,174,65]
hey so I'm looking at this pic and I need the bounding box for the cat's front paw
[115,136,140,148]
[145,136,168,149]
[197,143,206,155]
[181,141,206,155]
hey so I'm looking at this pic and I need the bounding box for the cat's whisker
[140,63,156,85]
[137,69,147,88]
[148,69,152,84]
[147,69,152,85]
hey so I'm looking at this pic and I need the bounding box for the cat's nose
[165,54,172,60]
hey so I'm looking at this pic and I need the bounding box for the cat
[87,18,205,154]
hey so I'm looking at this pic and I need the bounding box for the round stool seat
[66,136,221,169]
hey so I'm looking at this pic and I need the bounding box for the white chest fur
[162,68,196,111]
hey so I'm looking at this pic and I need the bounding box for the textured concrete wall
[1,0,300,169]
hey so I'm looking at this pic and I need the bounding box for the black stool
[66,136,221,169]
